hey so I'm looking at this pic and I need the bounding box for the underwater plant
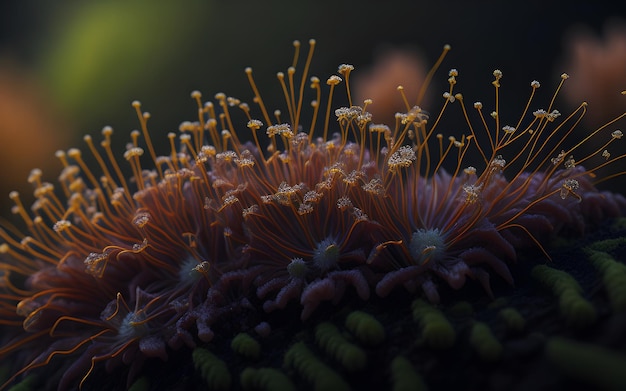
[0,39,625,390]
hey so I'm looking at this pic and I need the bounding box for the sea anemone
[370,71,626,302]
[1,39,625,390]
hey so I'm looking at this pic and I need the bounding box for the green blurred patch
[38,0,209,126]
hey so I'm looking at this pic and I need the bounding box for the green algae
[487,297,509,309]
[469,321,503,362]
[344,310,385,346]
[546,337,626,391]
[315,321,367,371]
[531,264,596,328]
[192,347,232,391]
[610,217,626,230]
[283,341,350,391]
[587,236,626,252]
[447,301,474,317]
[231,332,262,361]
[390,355,428,391]
[7,375,37,391]
[128,376,149,391]
[586,249,626,312]
[240,367,296,391]
[0,365,9,386]
[497,307,525,333]
[411,299,456,349]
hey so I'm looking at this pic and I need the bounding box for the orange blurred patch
[0,57,71,213]
[353,47,429,125]
[560,18,626,128]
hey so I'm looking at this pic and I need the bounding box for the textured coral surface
[80,219,626,391]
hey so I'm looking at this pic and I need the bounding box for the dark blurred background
[1,0,625,217]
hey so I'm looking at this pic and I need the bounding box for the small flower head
[410,228,446,265]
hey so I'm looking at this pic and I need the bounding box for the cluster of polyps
[0,39,625,389]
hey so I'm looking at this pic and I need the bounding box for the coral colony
[1,39,626,390]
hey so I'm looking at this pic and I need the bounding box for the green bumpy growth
[586,249,626,312]
[344,310,386,346]
[497,307,526,333]
[0,365,9,388]
[469,321,503,362]
[390,355,427,391]
[231,333,262,361]
[546,337,626,391]
[314,322,367,371]
[127,376,150,391]
[447,301,474,317]
[587,236,626,252]
[240,367,296,391]
[192,347,232,391]
[531,265,597,329]
[283,342,350,391]
[411,299,456,349]
[4,374,38,391]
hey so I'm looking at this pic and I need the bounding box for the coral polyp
[1,39,625,390]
